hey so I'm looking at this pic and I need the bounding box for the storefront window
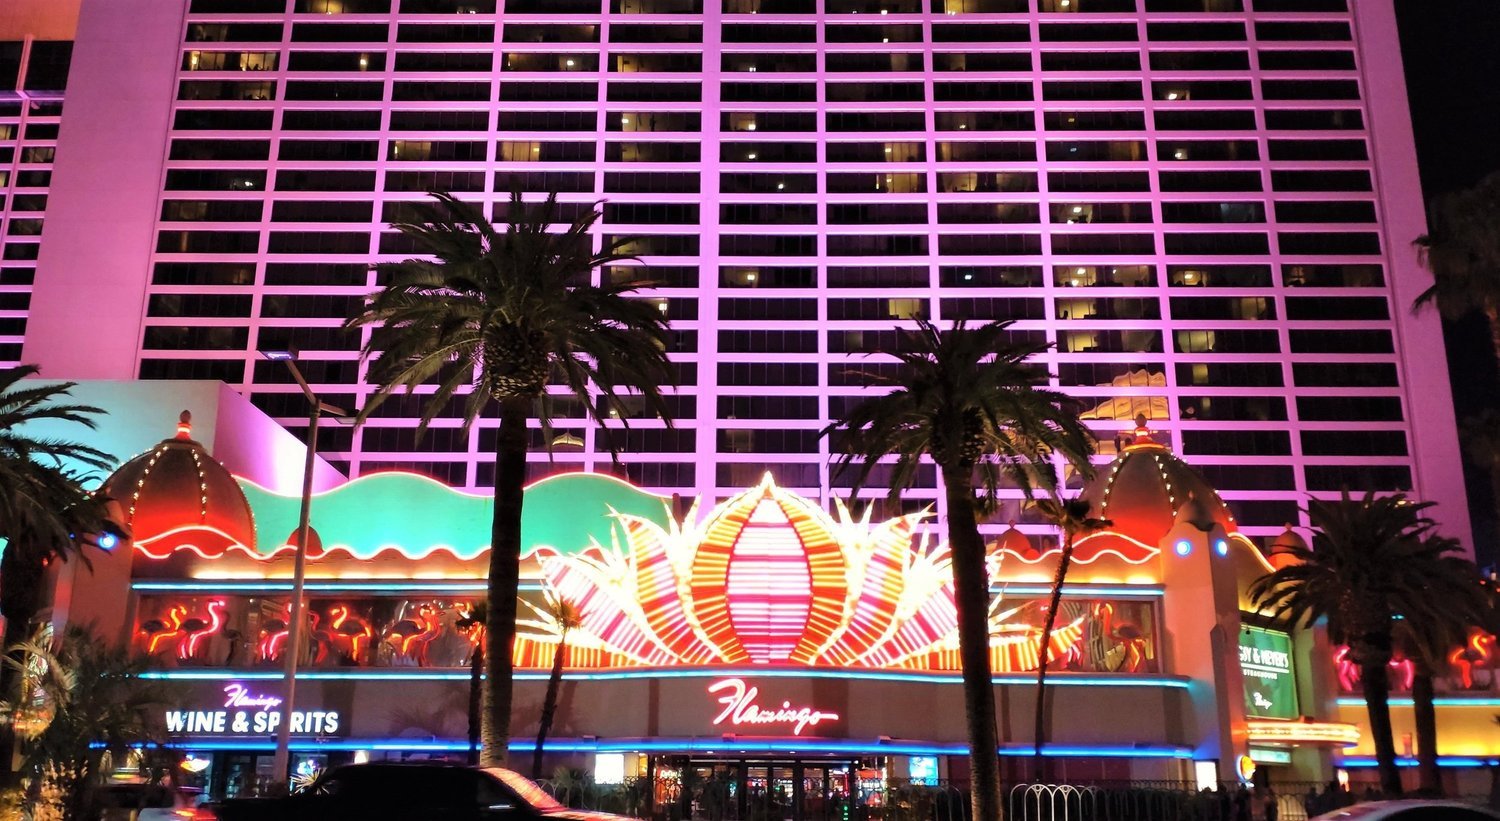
[132,593,1158,674]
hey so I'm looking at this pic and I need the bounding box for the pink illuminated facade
[20,0,1471,551]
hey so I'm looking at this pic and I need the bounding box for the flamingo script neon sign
[708,678,840,736]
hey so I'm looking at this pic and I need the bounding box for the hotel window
[612,112,704,133]
[827,266,929,288]
[1167,265,1271,287]
[1180,429,1292,457]
[720,142,811,162]
[1049,202,1151,224]
[1179,396,1288,422]
[280,110,380,131]
[1173,329,1279,354]
[1042,81,1144,102]
[1053,265,1155,288]
[1054,297,1159,321]
[1159,171,1263,193]
[719,330,819,354]
[1274,201,1376,223]
[1175,362,1283,388]
[1287,330,1394,355]
[720,267,816,288]
[394,52,489,72]
[1040,51,1139,71]
[611,24,702,43]
[1264,109,1364,130]
[1258,50,1357,71]
[1142,0,1243,9]
[826,22,926,43]
[931,23,1029,42]
[1154,109,1257,131]
[931,0,1028,11]
[721,203,817,225]
[938,172,1037,193]
[1148,50,1250,71]
[720,53,817,73]
[937,111,1035,132]
[936,267,1044,289]
[1282,264,1383,288]
[290,22,390,42]
[1291,363,1398,388]
[501,24,601,43]
[186,23,285,43]
[1305,466,1411,493]
[611,53,703,73]
[614,0,703,11]
[1301,431,1408,458]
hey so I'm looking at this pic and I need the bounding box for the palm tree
[823,319,1094,821]
[1413,170,1500,365]
[455,602,487,765]
[531,595,582,779]
[1029,496,1110,781]
[1248,491,1469,796]
[348,192,675,766]
[1459,410,1500,540]
[0,366,112,787]
[1392,537,1491,796]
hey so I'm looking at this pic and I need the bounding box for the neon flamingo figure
[1388,653,1415,692]
[258,605,291,664]
[178,600,225,661]
[143,605,188,655]
[1094,603,1148,673]
[328,605,374,665]
[1449,629,1497,690]
[1333,646,1360,692]
[402,604,444,667]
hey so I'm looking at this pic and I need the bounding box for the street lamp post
[260,346,348,792]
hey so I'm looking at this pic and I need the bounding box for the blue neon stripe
[1336,697,1500,707]
[1339,756,1499,768]
[138,667,1191,688]
[143,737,1192,759]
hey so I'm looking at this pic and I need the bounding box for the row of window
[181,47,1359,75]
[177,77,1365,103]
[186,0,1347,16]
[147,261,1386,290]
[168,107,1365,134]
[183,19,1353,48]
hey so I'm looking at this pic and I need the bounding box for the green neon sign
[237,471,673,558]
[1240,625,1299,720]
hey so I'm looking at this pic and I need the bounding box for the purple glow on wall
[14,0,1471,553]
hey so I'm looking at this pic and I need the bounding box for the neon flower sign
[709,678,839,736]
[526,474,1088,673]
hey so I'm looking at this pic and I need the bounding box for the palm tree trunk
[0,546,42,788]
[1032,532,1076,783]
[1412,664,1441,796]
[1484,306,1500,374]
[941,466,1003,821]
[467,639,484,765]
[533,628,568,779]
[1359,651,1404,796]
[482,395,529,766]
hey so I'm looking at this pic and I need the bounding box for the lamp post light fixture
[258,345,350,791]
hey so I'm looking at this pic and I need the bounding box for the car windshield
[485,768,565,812]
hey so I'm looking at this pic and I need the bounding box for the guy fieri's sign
[164,683,342,736]
[708,678,840,736]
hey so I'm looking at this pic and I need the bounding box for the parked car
[195,762,635,821]
[1313,800,1500,821]
[94,783,202,820]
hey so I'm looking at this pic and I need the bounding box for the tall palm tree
[823,319,1094,821]
[1391,536,1491,796]
[1413,170,1500,365]
[0,366,112,787]
[348,192,675,766]
[1248,491,1466,796]
[455,602,487,765]
[1459,410,1500,539]
[531,595,582,779]
[1029,496,1110,781]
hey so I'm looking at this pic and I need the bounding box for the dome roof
[991,522,1038,559]
[102,411,255,553]
[1267,524,1308,569]
[1082,435,1235,546]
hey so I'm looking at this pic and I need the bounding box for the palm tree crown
[348,191,676,431]
[1248,490,1485,796]
[1414,171,1500,324]
[825,318,1094,503]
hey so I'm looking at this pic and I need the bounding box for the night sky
[1395,0,1500,565]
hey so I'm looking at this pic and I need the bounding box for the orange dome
[1267,524,1308,569]
[992,523,1039,559]
[1082,439,1235,546]
[102,411,255,555]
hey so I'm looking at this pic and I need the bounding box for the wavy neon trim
[996,532,1160,566]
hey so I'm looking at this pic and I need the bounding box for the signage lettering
[708,678,839,736]
[164,684,341,737]
[1239,626,1299,720]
